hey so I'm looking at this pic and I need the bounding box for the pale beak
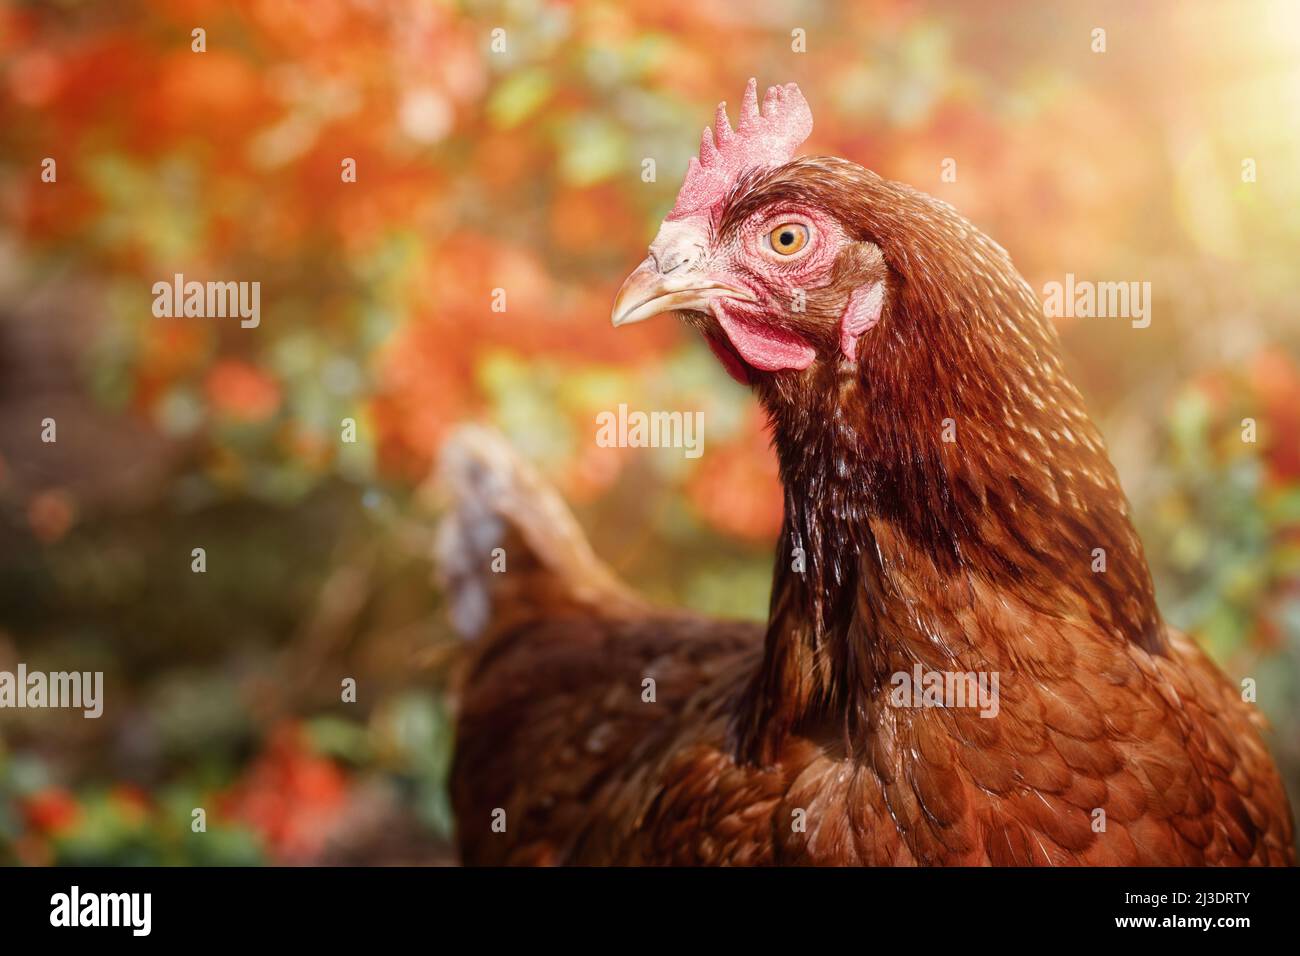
[610,257,754,327]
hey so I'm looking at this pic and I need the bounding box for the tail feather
[433,425,643,640]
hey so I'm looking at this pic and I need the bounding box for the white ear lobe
[839,281,885,362]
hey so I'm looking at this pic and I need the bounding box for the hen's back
[436,427,765,864]
[451,610,762,864]
[437,428,1295,866]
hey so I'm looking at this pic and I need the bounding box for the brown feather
[444,158,1296,866]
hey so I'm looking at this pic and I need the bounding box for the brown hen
[443,81,1295,866]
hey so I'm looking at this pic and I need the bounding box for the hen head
[610,80,1167,659]
[611,78,892,385]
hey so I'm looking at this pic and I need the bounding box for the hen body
[442,429,1294,866]
[443,86,1294,865]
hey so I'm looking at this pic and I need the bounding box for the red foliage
[1252,348,1300,484]
[205,359,281,423]
[219,722,350,864]
[21,787,81,835]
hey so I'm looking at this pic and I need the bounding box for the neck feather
[732,174,1163,762]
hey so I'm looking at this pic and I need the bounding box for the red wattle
[712,301,816,373]
[705,334,753,384]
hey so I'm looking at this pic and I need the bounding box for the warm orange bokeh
[1,0,1297,865]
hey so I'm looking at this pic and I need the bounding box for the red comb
[668,78,813,221]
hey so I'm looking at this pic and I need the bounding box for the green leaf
[488,70,552,129]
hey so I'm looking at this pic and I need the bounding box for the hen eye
[767,223,809,256]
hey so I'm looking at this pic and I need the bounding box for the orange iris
[768,223,808,255]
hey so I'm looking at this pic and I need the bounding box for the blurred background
[0,0,1297,864]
